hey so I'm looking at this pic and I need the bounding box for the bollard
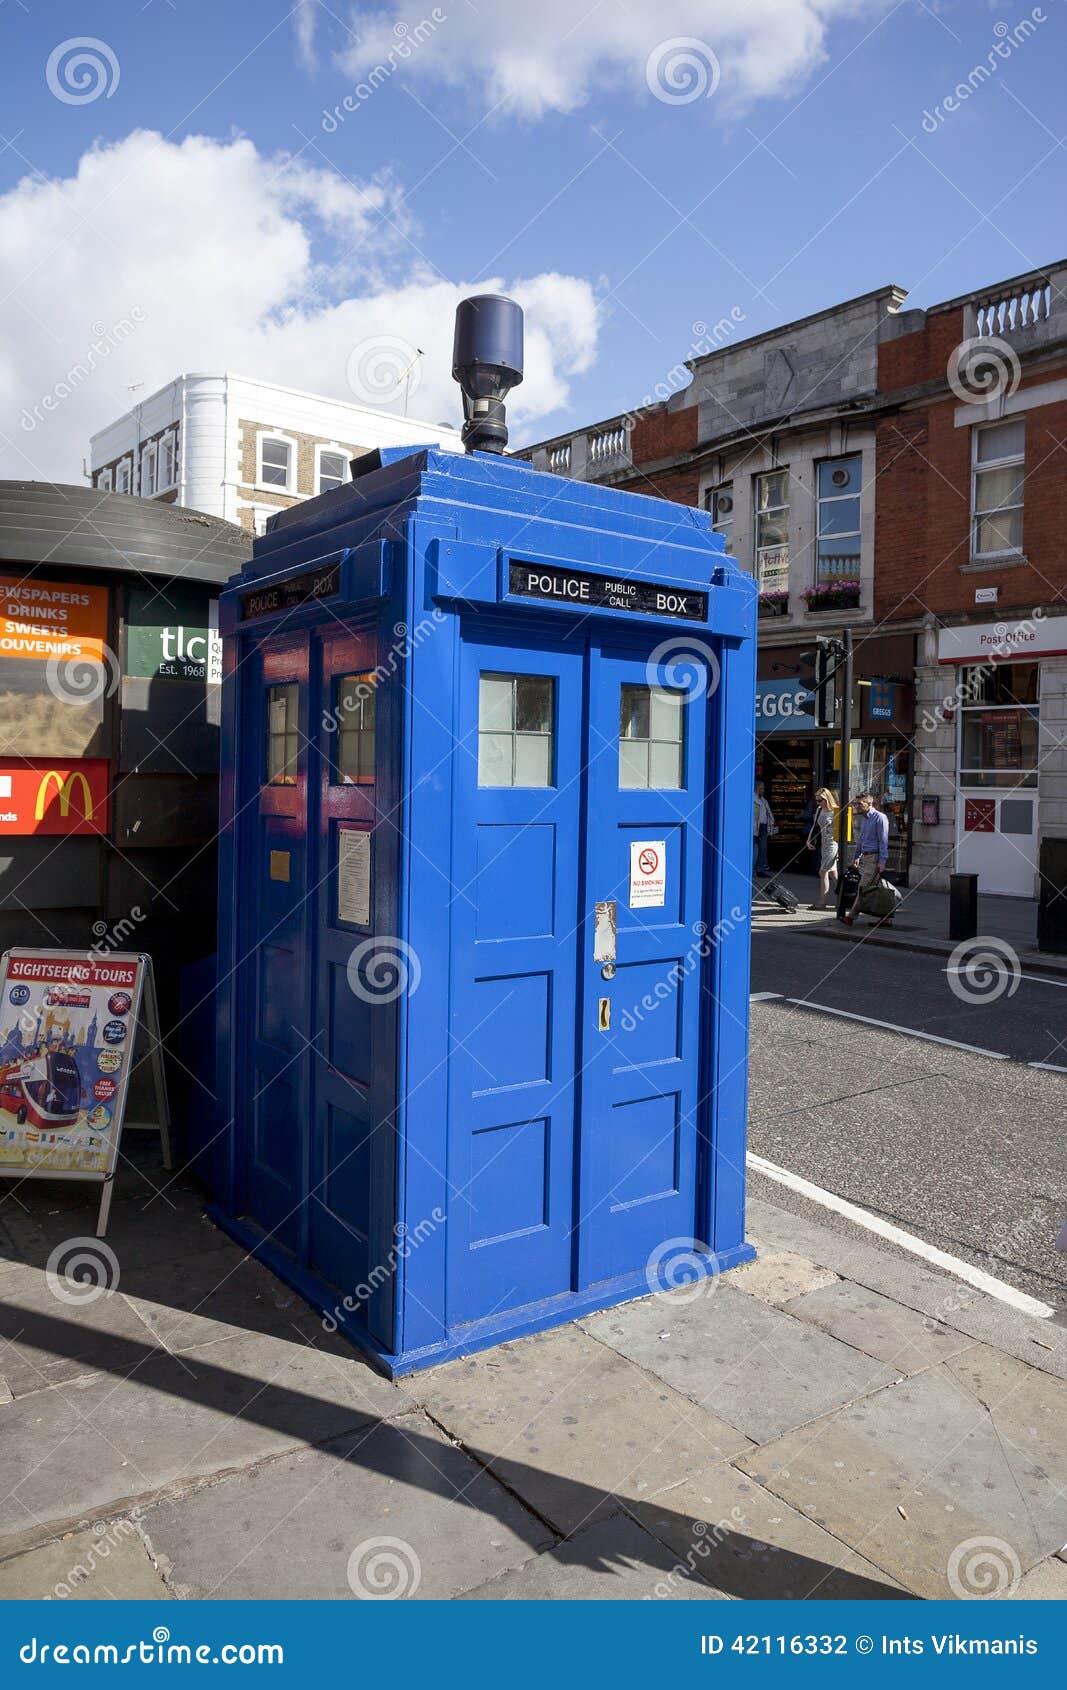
[1037,838,1067,955]
[949,872,979,941]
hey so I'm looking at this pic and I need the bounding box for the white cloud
[340,0,891,118]
[0,131,599,482]
[294,0,318,71]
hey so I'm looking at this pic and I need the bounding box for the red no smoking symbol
[638,847,659,875]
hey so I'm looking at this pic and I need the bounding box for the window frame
[96,468,112,492]
[257,431,297,493]
[316,444,349,496]
[265,682,300,787]
[618,682,687,791]
[971,419,1025,561]
[754,467,789,591]
[140,442,157,498]
[157,430,176,490]
[115,458,132,495]
[477,671,555,789]
[704,482,734,553]
[332,671,376,785]
[814,454,862,585]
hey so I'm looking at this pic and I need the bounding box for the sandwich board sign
[0,950,170,1237]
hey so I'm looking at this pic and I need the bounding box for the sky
[0,0,1064,482]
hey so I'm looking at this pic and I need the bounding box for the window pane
[756,510,788,548]
[514,734,551,786]
[620,683,651,741]
[756,470,788,511]
[319,452,347,492]
[976,419,1024,463]
[266,684,298,784]
[650,688,684,741]
[261,440,290,485]
[619,739,649,788]
[478,733,512,786]
[515,676,552,734]
[960,707,1038,772]
[817,456,861,498]
[975,464,1024,512]
[818,494,860,536]
[649,740,683,789]
[479,675,513,732]
[975,510,1022,554]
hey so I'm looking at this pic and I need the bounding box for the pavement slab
[729,1248,839,1307]
[630,1463,907,1600]
[403,1323,753,1536]
[0,1524,171,1601]
[1013,1556,1067,1599]
[141,1420,551,1600]
[0,1269,164,1398]
[583,1283,900,1444]
[119,1243,325,1355]
[737,1356,1067,1597]
[457,1515,723,1600]
[0,1324,403,1549]
[783,1281,978,1375]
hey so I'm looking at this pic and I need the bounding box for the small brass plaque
[269,850,291,883]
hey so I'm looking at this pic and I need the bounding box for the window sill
[252,481,298,497]
[961,553,1028,573]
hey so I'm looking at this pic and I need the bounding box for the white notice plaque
[338,829,372,926]
[629,840,666,908]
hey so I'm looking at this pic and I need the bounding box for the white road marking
[783,997,1010,1060]
[749,992,783,1001]
[945,965,1067,991]
[1029,1061,1067,1073]
[746,1151,1056,1321]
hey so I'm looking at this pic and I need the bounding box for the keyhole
[598,997,611,1031]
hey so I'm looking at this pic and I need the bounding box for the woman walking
[807,787,839,910]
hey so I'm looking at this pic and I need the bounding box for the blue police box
[212,330,757,1375]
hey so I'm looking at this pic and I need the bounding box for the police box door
[448,624,710,1324]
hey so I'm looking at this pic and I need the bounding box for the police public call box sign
[508,560,708,622]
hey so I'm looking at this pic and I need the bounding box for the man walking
[842,790,890,927]
[753,780,774,877]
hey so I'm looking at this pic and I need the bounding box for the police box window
[266,683,299,785]
[478,673,554,787]
[619,684,685,789]
[334,673,375,783]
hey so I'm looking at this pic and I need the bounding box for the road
[747,926,1067,1316]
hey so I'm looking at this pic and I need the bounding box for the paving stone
[0,1376,11,1405]
[784,1281,977,1374]
[584,1283,898,1444]
[0,1524,170,1600]
[142,1419,549,1599]
[120,1244,321,1354]
[1012,1557,1067,1599]
[403,1323,752,1535]
[457,1515,724,1600]
[730,1248,838,1307]
[737,1356,1067,1598]
[0,1325,403,1544]
[631,1463,907,1600]
[0,1267,164,1397]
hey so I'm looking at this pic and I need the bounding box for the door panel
[579,645,709,1285]
[448,629,584,1324]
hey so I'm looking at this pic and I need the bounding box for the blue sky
[1,0,1064,479]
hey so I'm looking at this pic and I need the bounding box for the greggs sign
[0,759,109,836]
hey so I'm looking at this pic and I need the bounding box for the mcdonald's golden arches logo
[35,768,94,822]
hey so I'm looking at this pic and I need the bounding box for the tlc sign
[0,759,110,836]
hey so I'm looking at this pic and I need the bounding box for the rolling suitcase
[762,878,800,913]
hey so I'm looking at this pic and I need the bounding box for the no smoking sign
[629,839,666,908]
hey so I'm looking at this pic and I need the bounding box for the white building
[89,373,463,535]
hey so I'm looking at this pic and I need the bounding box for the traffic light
[797,639,835,728]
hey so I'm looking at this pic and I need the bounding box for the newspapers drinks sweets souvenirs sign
[0,759,110,837]
[629,840,666,909]
[508,562,708,623]
[0,952,171,1237]
[240,561,342,622]
[0,574,109,664]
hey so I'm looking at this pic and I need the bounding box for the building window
[815,456,861,583]
[266,683,299,785]
[619,683,685,789]
[973,419,1024,558]
[754,469,789,590]
[334,674,375,783]
[96,469,112,491]
[958,662,1039,789]
[259,434,294,490]
[317,448,348,495]
[705,484,734,553]
[116,458,131,495]
[141,444,157,497]
[158,431,176,489]
[478,673,554,788]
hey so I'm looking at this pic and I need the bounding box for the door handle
[598,997,611,1032]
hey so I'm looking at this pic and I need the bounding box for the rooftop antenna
[452,294,524,454]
